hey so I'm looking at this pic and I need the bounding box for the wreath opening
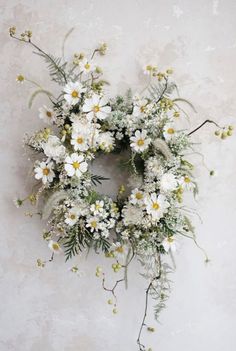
[10,26,232,351]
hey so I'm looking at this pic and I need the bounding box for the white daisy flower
[86,216,100,232]
[64,82,86,106]
[43,135,66,162]
[34,161,55,184]
[64,153,88,178]
[179,175,195,191]
[162,236,177,252]
[48,240,62,254]
[130,188,144,205]
[71,131,89,152]
[39,105,56,125]
[90,200,104,216]
[98,131,115,151]
[133,98,149,117]
[79,58,94,74]
[160,173,178,193]
[82,94,111,121]
[163,123,176,141]
[144,193,169,221]
[130,130,151,153]
[65,207,80,226]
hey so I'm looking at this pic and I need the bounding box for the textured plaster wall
[0,1,236,350]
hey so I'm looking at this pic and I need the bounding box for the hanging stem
[188,119,222,136]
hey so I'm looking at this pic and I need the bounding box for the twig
[188,119,222,136]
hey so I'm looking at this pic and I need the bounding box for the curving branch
[188,119,222,136]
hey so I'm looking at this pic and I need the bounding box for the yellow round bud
[228,125,234,131]
[95,272,100,277]
[214,130,220,136]
[107,299,113,305]
[112,308,118,314]
[96,266,102,273]
[221,132,228,139]
[227,130,233,136]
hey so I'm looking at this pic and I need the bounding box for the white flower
[82,94,111,121]
[71,131,89,151]
[39,105,56,125]
[98,131,115,151]
[130,188,144,205]
[122,204,144,226]
[130,130,151,153]
[133,98,150,117]
[48,240,62,254]
[90,200,104,216]
[163,123,176,141]
[65,207,80,226]
[160,173,178,193]
[79,58,94,74]
[144,193,169,221]
[43,135,66,162]
[146,157,163,177]
[86,216,100,232]
[179,175,195,191]
[34,161,55,184]
[64,82,86,106]
[64,153,88,178]
[162,236,177,252]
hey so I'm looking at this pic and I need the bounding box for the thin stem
[188,119,222,136]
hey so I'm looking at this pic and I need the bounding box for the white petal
[65,164,75,176]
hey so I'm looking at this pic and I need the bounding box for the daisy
[48,240,62,254]
[144,193,169,221]
[160,173,178,193]
[130,130,151,153]
[65,207,80,226]
[16,74,25,83]
[64,82,86,106]
[86,216,100,232]
[71,131,89,152]
[34,161,55,184]
[90,200,104,216]
[133,98,149,117]
[82,94,111,121]
[163,123,176,141]
[179,175,195,191]
[98,131,115,151]
[162,236,177,252]
[130,188,144,205]
[79,58,94,74]
[43,135,66,162]
[64,153,88,178]
[39,105,56,125]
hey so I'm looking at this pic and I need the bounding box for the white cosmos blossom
[162,236,177,252]
[130,188,144,205]
[163,123,176,141]
[79,58,94,74]
[160,173,178,193]
[86,216,100,232]
[48,240,62,254]
[43,135,66,162]
[64,82,86,106]
[179,175,195,191]
[34,161,55,184]
[71,131,89,152]
[133,97,150,117]
[39,105,56,124]
[90,200,104,216]
[64,153,88,178]
[130,130,151,153]
[65,207,80,226]
[82,94,111,121]
[144,193,169,221]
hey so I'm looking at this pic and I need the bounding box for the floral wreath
[10,27,233,351]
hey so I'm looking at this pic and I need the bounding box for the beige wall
[0,1,236,350]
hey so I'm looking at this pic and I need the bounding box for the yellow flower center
[93,105,100,113]
[116,246,124,253]
[91,220,97,228]
[146,65,152,71]
[77,137,84,144]
[70,214,76,220]
[184,176,191,183]
[43,168,50,176]
[84,63,90,69]
[52,243,60,251]
[46,111,52,118]
[95,204,101,210]
[71,90,79,98]
[137,139,145,146]
[17,74,25,82]
[140,106,146,113]
[72,161,80,169]
[167,237,174,243]
[135,192,143,200]
[167,128,175,134]
[152,202,160,210]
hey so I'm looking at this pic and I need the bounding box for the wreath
[10,27,232,351]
